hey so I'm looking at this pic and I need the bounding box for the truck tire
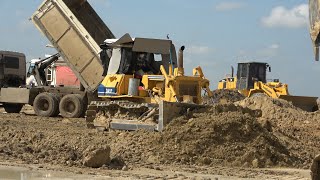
[33,93,59,117]
[3,103,23,113]
[59,94,84,118]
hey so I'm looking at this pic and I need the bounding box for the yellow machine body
[218,62,318,112]
[218,77,289,98]
[86,35,213,131]
[100,66,210,105]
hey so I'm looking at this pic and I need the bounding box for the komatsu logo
[98,85,117,96]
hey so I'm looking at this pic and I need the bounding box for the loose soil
[203,89,245,104]
[0,95,319,179]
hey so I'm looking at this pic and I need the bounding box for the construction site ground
[0,93,319,179]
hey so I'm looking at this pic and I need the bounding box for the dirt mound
[236,96,303,118]
[236,96,320,136]
[110,104,305,168]
[235,96,320,167]
[0,100,319,170]
[203,89,245,104]
[0,114,116,168]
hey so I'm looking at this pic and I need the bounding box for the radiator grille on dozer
[179,82,199,97]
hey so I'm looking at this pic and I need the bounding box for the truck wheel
[3,103,23,113]
[59,94,84,118]
[33,93,59,117]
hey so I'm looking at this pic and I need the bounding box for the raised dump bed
[32,0,115,91]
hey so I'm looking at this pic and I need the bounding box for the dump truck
[29,0,115,118]
[0,0,114,118]
[218,62,318,112]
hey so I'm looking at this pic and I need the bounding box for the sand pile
[111,104,305,168]
[235,96,320,167]
[0,115,120,169]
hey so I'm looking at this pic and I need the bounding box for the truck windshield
[28,64,35,75]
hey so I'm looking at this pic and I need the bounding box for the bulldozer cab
[101,33,177,77]
[236,62,269,90]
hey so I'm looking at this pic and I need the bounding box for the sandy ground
[0,161,311,179]
[0,95,319,179]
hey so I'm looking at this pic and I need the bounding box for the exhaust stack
[231,66,234,77]
[176,46,185,76]
[178,46,185,68]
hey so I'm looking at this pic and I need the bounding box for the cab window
[4,56,19,69]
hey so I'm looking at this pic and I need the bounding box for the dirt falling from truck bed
[0,96,319,169]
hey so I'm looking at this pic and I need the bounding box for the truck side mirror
[268,66,271,72]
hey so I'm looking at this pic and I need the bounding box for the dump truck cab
[0,51,27,113]
[0,51,26,87]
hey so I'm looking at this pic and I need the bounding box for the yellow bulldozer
[218,62,318,112]
[86,34,213,131]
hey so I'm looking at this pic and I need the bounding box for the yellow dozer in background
[218,62,318,112]
[86,34,213,131]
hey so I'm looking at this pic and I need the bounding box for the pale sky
[0,0,319,96]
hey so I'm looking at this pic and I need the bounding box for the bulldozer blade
[278,95,318,112]
[109,101,206,132]
[87,101,206,132]
[157,101,206,131]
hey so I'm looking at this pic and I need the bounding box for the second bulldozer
[218,62,318,111]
